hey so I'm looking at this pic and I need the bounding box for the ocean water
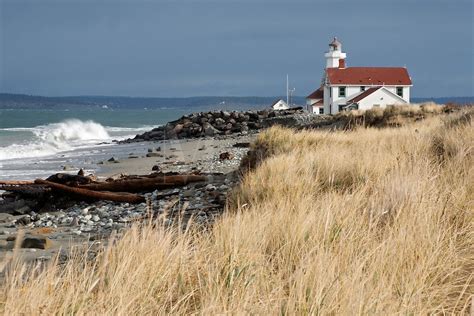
[0,107,189,180]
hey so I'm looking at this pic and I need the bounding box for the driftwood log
[0,184,50,197]
[0,180,35,185]
[46,173,94,186]
[35,179,145,204]
[77,175,207,192]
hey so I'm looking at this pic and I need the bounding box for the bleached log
[35,179,145,204]
[77,175,207,192]
[0,180,35,185]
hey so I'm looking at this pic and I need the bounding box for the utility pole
[286,74,289,105]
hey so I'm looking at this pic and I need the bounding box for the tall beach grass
[1,105,473,314]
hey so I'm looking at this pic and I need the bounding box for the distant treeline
[0,93,472,110]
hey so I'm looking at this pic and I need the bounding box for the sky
[0,0,473,98]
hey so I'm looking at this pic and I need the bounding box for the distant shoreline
[1,93,473,110]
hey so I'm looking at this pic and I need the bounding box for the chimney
[338,58,346,68]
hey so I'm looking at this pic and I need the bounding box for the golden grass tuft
[1,107,473,314]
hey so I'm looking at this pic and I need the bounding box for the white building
[271,99,290,110]
[307,37,412,114]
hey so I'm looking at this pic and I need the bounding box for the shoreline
[0,131,257,264]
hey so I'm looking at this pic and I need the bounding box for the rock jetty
[122,107,307,142]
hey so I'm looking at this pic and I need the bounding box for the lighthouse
[324,37,347,68]
[306,37,412,115]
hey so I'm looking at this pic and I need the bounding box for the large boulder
[203,123,220,136]
[21,235,53,249]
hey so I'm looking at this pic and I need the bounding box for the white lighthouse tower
[324,37,346,68]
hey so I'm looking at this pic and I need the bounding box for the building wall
[312,105,324,115]
[272,100,289,110]
[327,85,411,113]
[323,86,331,114]
[357,88,407,110]
[384,86,411,103]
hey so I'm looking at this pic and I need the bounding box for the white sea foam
[0,119,157,162]
[0,119,112,161]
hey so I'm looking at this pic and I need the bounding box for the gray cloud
[0,0,472,97]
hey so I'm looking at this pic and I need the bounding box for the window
[338,104,345,112]
[319,108,324,115]
[338,87,346,97]
[396,87,403,97]
[360,86,366,92]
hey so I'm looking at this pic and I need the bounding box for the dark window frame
[319,107,324,114]
[338,86,346,97]
[396,87,403,97]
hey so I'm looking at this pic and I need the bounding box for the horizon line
[1,92,473,100]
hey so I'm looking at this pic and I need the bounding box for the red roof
[346,86,382,103]
[307,86,324,99]
[326,67,412,85]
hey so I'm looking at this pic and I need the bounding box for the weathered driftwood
[0,184,50,196]
[0,180,35,185]
[46,173,94,186]
[35,179,145,204]
[77,175,207,192]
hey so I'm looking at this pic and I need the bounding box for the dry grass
[1,107,473,314]
[335,103,451,129]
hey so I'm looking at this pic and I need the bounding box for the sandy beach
[98,134,256,178]
[0,131,257,264]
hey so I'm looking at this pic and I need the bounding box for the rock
[173,124,184,134]
[92,215,100,222]
[70,217,79,227]
[16,216,31,226]
[233,142,251,148]
[152,165,161,171]
[205,184,216,191]
[182,190,195,198]
[214,117,225,126]
[148,148,153,153]
[21,236,52,249]
[146,152,162,157]
[156,147,161,151]
[107,157,117,162]
[77,168,85,176]
[15,205,31,215]
[219,152,234,160]
[0,213,13,223]
[219,184,229,191]
[0,199,33,215]
[203,123,219,136]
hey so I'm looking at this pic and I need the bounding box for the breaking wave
[0,119,147,161]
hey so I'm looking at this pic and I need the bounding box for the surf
[0,119,111,161]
